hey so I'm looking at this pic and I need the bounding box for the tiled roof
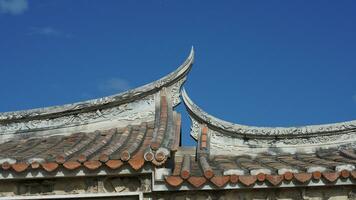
[0,94,181,173]
[0,48,194,177]
[170,88,356,189]
[165,148,356,188]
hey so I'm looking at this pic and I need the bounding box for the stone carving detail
[17,180,55,195]
[140,177,151,192]
[169,77,187,107]
[0,96,155,135]
[85,178,98,193]
[190,117,201,140]
[182,89,356,138]
[154,186,356,200]
[210,129,356,153]
[109,177,141,192]
[282,131,356,145]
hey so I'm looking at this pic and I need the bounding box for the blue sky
[0,0,355,146]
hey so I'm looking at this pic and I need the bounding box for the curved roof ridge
[0,47,194,123]
[181,88,356,137]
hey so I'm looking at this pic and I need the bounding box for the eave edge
[181,88,356,138]
[0,47,194,123]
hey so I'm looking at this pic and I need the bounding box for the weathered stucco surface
[153,186,356,200]
[0,175,148,198]
[0,176,355,200]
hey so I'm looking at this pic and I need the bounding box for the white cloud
[28,27,72,38]
[0,0,28,15]
[98,78,131,93]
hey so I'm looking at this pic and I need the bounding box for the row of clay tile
[165,170,356,188]
[0,155,164,173]
[0,92,181,174]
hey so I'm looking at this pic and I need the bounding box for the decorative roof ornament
[182,88,356,138]
[0,48,194,177]
[0,47,194,140]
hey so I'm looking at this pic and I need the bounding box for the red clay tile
[31,162,40,169]
[188,176,207,188]
[151,95,168,150]
[63,161,81,170]
[171,113,181,152]
[294,173,312,183]
[199,156,214,179]
[340,170,350,178]
[239,175,257,186]
[202,126,208,135]
[78,154,87,163]
[125,123,147,156]
[83,160,102,170]
[201,141,207,149]
[180,155,190,179]
[99,154,109,162]
[78,129,114,160]
[128,154,145,170]
[284,172,294,181]
[266,175,283,186]
[152,158,166,166]
[150,142,161,151]
[210,176,230,187]
[200,125,208,149]
[181,170,190,179]
[165,176,184,187]
[41,162,59,172]
[200,126,208,149]
[12,163,29,172]
[120,150,131,161]
[105,160,123,170]
[201,134,207,142]
[1,162,11,170]
[155,151,166,162]
[256,173,266,182]
[100,127,131,159]
[312,171,322,180]
[322,172,339,182]
[230,175,239,184]
[55,155,66,164]
[144,151,154,162]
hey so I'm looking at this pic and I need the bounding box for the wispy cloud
[353,94,356,103]
[28,27,72,38]
[0,0,28,15]
[98,78,131,93]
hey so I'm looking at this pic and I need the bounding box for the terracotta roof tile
[151,95,168,150]
[165,148,356,188]
[165,176,184,187]
[187,176,206,188]
[105,160,123,170]
[239,175,257,186]
[0,93,181,174]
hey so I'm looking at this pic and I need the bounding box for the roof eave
[0,47,194,124]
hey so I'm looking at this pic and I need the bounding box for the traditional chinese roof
[164,143,356,189]
[0,48,194,177]
[159,86,356,190]
[181,88,356,155]
[2,47,356,193]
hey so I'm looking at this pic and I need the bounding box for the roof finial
[189,46,195,63]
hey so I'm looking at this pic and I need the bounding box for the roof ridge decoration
[0,47,194,122]
[182,88,356,155]
[0,48,193,140]
[182,88,356,137]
